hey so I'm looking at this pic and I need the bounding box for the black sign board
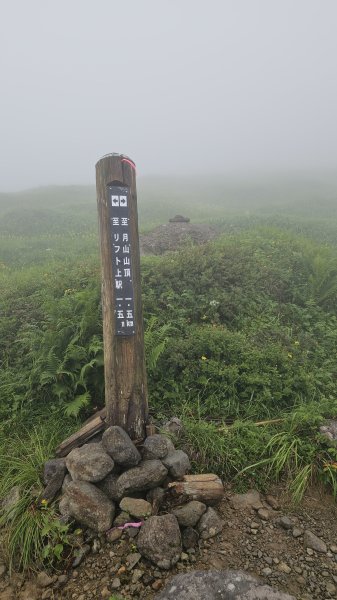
[108,184,135,336]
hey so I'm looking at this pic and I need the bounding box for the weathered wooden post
[96,153,148,440]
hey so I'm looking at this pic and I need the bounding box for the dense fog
[1,0,337,190]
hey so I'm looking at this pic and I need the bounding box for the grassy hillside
[0,175,337,569]
[1,174,337,266]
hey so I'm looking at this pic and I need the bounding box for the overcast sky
[1,0,337,191]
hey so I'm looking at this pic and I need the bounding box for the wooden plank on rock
[168,473,224,506]
[55,414,106,458]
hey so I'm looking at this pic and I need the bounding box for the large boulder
[117,460,168,497]
[137,514,182,569]
[162,450,191,479]
[142,434,175,460]
[102,426,141,467]
[65,444,114,483]
[156,570,296,599]
[171,501,206,527]
[64,481,115,532]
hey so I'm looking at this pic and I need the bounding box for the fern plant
[307,248,337,310]
[144,316,172,373]
[17,286,104,418]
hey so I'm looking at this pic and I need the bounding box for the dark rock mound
[169,215,190,223]
[140,223,219,255]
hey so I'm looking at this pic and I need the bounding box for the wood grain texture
[55,414,106,457]
[168,473,224,506]
[96,154,148,439]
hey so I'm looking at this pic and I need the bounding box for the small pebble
[292,527,303,538]
[278,562,292,574]
[257,508,270,521]
[152,579,163,591]
[111,578,121,589]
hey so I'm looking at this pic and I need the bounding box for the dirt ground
[1,484,336,600]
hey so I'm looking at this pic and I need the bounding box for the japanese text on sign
[108,185,135,336]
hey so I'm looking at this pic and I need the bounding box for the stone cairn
[43,427,225,571]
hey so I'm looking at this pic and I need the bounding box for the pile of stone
[43,427,224,570]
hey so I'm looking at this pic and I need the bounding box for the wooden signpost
[95,153,148,440]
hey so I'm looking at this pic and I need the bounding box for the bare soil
[1,485,336,600]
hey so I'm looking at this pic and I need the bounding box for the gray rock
[229,489,263,511]
[257,508,270,521]
[111,578,121,589]
[62,474,72,494]
[265,495,280,510]
[65,444,114,482]
[126,552,142,570]
[171,501,206,527]
[156,570,296,599]
[162,417,183,438]
[137,514,182,569]
[65,481,115,532]
[120,497,152,518]
[197,507,223,540]
[102,426,141,467]
[107,528,123,542]
[97,473,120,501]
[143,434,175,460]
[303,530,327,553]
[41,459,67,502]
[113,511,131,526]
[58,495,72,523]
[72,544,90,568]
[182,527,199,550]
[320,420,337,446]
[0,563,7,578]
[277,516,293,530]
[147,487,165,514]
[277,562,291,573]
[117,460,168,497]
[292,527,303,538]
[1,486,20,518]
[126,526,140,539]
[162,450,191,479]
[43,458,66,485]
[132,569,144,584]
[37,572,53,588]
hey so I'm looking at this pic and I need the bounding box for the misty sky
[1,0,337,191]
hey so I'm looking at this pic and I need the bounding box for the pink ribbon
[107,521,144,534]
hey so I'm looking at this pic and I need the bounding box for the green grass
[0,420,76,571]
[0,176,337,569]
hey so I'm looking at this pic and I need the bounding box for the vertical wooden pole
[96,153,148,440]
